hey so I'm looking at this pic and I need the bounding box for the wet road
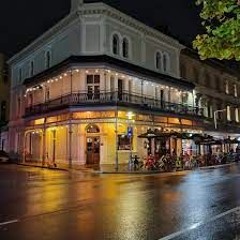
[1,164,240,240]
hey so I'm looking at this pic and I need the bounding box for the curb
[16,163,95,173]
[95,162,238,175]
[95,170,190,177]
[199,162,236,170]
[17,163,69,172]
[13,162,238,176]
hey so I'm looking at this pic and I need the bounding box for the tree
[193,0,240,60]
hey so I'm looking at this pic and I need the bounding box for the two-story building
[180,48,240,145]
[0,53,9,151]
[8,0,204,167]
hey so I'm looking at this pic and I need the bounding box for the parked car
[0,150,10,163]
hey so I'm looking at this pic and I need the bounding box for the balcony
[24,91,204,118]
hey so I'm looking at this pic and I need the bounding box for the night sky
[0,0,203,57]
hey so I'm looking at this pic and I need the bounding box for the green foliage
[193,0,240,60]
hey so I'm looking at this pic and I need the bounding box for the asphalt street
[1,164,240,240]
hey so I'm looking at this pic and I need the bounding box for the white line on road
[159,206,240,240]
[0,219,19,226]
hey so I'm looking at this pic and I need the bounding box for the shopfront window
[118,134,132,150]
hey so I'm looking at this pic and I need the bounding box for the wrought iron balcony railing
[24,91,204,118]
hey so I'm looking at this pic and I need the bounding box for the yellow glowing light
[126,111,135,120]
[34,118,45,125]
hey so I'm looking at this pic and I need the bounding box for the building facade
[0,53,9,151]
[8,0,205,167]
[180,48,240,139]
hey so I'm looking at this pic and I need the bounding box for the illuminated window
[227,105,231,121]
[86,74,100,100]
[235,108,239,122]
[225,80,229,94]
[118,135,132,150]
[234,84,237,97]
[86,124,100,133]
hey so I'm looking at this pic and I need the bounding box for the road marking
[159,206,240,240]
[0,219,19,226]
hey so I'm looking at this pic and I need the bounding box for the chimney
[71,0,84,12]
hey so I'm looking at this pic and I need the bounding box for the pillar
[42,119,47,166]
[68,121,73,168]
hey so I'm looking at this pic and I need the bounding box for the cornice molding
[9,2,182,66]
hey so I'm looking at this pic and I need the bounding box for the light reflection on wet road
[1,164,240,239]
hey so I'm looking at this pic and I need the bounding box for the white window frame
[227,105,231,121]
[155,51,162,70]
[122,36,131,59]
[162,52,170,73]
[235,108,239,122]
[111,32,121,56]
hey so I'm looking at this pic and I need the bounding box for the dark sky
[0,0,203,57]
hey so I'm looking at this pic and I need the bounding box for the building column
[42,119,47,166]
[22,132,27,164]
[68,120,73,168]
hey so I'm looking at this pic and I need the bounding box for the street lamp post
[126,112,135,163]
[214,109,226,129]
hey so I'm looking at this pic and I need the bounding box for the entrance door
[86,137,100,165]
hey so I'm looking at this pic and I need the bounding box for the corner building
[8,1,203,167]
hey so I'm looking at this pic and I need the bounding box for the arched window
[86,124,100,133]
[122,37,129,58]
[45,51,51,69]
[163,53,168,72]
[112,34,120,55]
[155,52,162,70]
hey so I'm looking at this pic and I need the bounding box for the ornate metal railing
[24,91,204,117]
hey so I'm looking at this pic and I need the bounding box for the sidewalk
[15,161,238,175]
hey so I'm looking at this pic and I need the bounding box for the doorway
[86,137,100,165]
